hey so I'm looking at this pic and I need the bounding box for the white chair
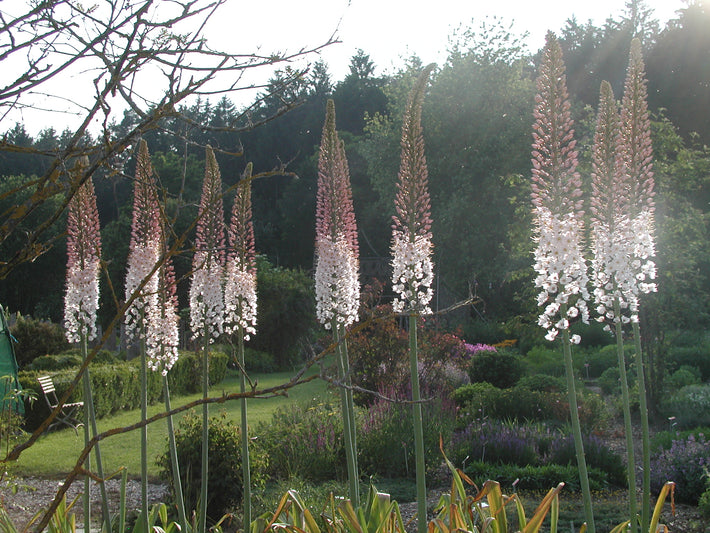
[37,375,83,433]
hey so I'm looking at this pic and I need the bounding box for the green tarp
[0,305,23,414]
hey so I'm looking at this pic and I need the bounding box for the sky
[214,0,687,81]
[2,0,688,135]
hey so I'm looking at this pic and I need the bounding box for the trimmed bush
[575,344,622,379]
[667,365,702,390]
[515,374,565,393]
[523,346,565,377]
[463,461,613,492]
[157,410,268,523]
[18,349,228,430]
[451,383,605,432]
[467,348,523,389]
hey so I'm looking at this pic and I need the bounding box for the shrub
[546,434,626,486]
[10,315,70,367]
[650,432,710,504]
[448,420,552,467]
[466,348,523,389]
[449,419,623,485]
[25,353,82,371]
[348,301,468,407]
[247,258,316,369]
[666,343,710,382]
[598,367,621,395]
[662,383,710,429]
[463,461,613,492]
[515,374,565,393]
[667,365,702,390]
[575,344,621,379]
[359,387,456,479]
[451,383,605,432]
[700,477,710,519]
[651,427,710,453]
[157,411,268,523]
[459,319,506,346]
[243,347,277,373]
[523,346,565,377]
[255,399,347,483]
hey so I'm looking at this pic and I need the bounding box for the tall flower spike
[531,33,589,343]
[619,38,655,218]
[64,157,102,343]
[224,163,258,340]
[391,64,435,315]
[618,37,657,308]
[190,145,226,341]
[125,139,161,343]
[590,81,630,328]
[315,99,360,328]
[147,230,180,375]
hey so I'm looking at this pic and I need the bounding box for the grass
[12,366,331,480]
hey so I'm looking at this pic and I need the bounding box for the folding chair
[37,375,83,433]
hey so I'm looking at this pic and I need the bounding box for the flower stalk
[190,145,226,530]
[63,158,110,532]
[589,80,638,530]
[619,38,656,532]
[315,99,361,507]
[531,33,594,533]
[124,139,161,532]
[391,64,435,533]
[224,163,258,525]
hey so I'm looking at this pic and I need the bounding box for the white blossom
[224,262,258,340]
[533,207,590,344]
[315,235,360,328]
[189,252,224,341]
[391,232,434,315]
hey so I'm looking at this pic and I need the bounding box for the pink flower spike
[530,34,589,344]
[125,139,161,343]
[391,64,436,315]
[189,145,226,341]
[315,99,360,328]
[64,157,102,343]
[224,163,258,340]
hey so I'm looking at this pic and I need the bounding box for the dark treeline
[1,1,709,339]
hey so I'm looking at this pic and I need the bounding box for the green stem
[81,337,91,531]
[408,313,426,533]
[80,334,111,532]
[560,320,595,533]
[633,320,651,532]
[163,374,188,532]
[613,299,638,533]
[341,325,359,506]
[140,335,149,533]
[200,335,210,532]
[333,320,359,507]
[238,327,252,526]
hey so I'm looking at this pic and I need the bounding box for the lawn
[13,366,331,480]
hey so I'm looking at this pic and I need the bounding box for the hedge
[19,349,228,431]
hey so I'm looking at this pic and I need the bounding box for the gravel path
[1,475,168,531]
